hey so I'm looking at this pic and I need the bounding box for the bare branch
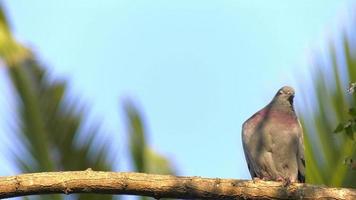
[0,170,355,199]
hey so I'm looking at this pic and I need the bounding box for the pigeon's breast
[268,110,298,125]
[243,108,299,139]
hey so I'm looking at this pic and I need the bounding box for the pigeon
[241,86,305,183]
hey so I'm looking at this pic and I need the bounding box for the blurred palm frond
[0,5,116,200]
[300,33,356,187]
[123,100,176,175]
[123,99,176,200]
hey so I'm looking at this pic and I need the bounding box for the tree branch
[0,170,355,199]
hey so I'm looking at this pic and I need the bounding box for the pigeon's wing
[242,120,258,178]
[242,138,257,178]
[297,120,305,183]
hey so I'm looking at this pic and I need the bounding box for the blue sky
[0,0,353,183]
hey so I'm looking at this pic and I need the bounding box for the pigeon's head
[274,86,295,105]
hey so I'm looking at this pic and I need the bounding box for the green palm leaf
[0,5,116,200]
[123,99,176,175]
[299,34,356,187]
[123,99,176,200]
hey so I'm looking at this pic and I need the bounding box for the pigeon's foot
[252,177,270,184]
[252,177,263,184]
[276,177,291,187]
[283,179,292,187]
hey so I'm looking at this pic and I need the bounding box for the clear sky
[0,0,353,183]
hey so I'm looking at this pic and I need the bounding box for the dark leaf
[345,126,354,140]
[348,108,356,116]
[334,123,345,133]
[352,122,356,132]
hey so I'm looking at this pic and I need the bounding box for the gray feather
[241,86,305,183]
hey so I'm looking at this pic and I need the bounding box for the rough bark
[0,170,355,199]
